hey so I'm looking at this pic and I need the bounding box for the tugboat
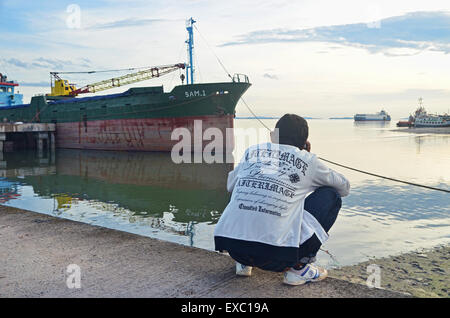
[0,73,23,107]
[354,110,391,121]
[396,118,413,127]
[396,114,414,127]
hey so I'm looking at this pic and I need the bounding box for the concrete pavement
[0,205,408,298]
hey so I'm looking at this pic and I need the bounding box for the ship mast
[185,17,196,85]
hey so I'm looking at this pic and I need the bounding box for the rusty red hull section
[55,115,235,152]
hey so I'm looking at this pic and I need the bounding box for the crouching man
[214,114,350,285]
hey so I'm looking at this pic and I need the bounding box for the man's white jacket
[214,142,350,262]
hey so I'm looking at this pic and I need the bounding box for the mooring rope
[193,24,449,269]
[194,24,233,81]
[194,23,449,194]
[317,157,449,193]
[241,107,450,193]
[243,110,449,193]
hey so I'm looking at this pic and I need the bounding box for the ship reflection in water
[353,120,391,128]
[0,150,233,249]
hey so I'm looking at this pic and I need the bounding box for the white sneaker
[235,262,253,277]
[283,264,328,286]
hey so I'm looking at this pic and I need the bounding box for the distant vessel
[354,110,391,121]
[396,114,414,127]
[412,98,450,128]
[0,73,23,107]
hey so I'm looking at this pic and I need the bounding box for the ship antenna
[185,17,196,85]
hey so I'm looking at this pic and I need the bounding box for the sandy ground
[330,245,449,298]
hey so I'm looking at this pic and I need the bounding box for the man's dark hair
[275,114,309,150]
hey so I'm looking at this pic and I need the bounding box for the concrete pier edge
[0,205,408,298]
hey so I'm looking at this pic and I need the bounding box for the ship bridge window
[7,88,12,93]
[0,87,5,92]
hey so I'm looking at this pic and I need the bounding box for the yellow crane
[48,63,186,97]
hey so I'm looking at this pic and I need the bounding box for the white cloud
[221,11,450,56]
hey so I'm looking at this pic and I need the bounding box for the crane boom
[48,63,185,97]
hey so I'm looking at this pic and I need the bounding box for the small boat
[354,110,391,121]
[0,73,23,107]
[396,114,414,127]
[396,120,412,127]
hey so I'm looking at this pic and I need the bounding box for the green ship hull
[0,81,251,151]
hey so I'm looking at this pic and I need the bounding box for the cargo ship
[0,18,251,152]
[354,110,391,121]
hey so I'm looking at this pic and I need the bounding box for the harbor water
[0,119,449,268]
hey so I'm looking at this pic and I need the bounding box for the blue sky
[221,11,450,55]
[1,0,450,117]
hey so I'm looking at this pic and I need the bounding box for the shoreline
[392,127,450,134]
[330,245,449,297]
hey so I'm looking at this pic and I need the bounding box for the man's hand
[305,140,311,152]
